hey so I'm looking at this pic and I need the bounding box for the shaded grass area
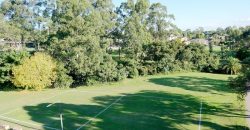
[148,76,231,94]
[0,72,248,130]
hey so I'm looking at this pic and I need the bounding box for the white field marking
[46,100,61,108]
[74,90,195,101]
[0,90,74,116]
[198,101,203,130]
[76,96,124,130]
[0,115,59,130]
[46,102,57,108]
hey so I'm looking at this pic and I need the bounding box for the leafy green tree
[228,27,250,99]
[179,43,209,71]
[1,0,33,43]
[223,57,242,75]
[205,54,221,72]
[97,55,119,82]
[147,3,175,41]
[12,52,57,90]
[0,51,29,88]
[229,67,250,99]
[224,26,242,50]
[145,39,184,72]
[48,0,120,85]
[193,27,205,39]
[53,62,73,88]
[116,0,152,62]
[0,13,22,43]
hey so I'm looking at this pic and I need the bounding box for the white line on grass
[0,115,59,130]
[198,100,203,130]
[46,102,56,108]
[46,100,61,108]
[76,96,124,130]
[0,90,74,116]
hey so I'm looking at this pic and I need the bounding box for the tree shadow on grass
[22,91,248,130]
[148,76,232,94]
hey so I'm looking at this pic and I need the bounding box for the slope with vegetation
[0,0,248,91]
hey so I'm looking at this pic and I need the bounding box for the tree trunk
[20,34,24,50]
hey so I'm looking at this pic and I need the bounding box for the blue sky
[113,0,250,30]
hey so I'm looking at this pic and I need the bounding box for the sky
[113,0,250,30]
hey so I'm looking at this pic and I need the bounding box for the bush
[242,57,250,65]
[118,59,139,78]
[53,62,73,88]
[236,47,250,61]
[229,67,250,99]
[116,64,127,81]
[177,61,193,72]
[138,66,148,76]
[0,51,29,89]
[126,66,139,78]
[222,57,242,75]
[203,54,220,72]
[146,64,157,75]
[98,56,118,82]
[12,52,57,90]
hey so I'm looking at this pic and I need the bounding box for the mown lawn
[0,72,248,130]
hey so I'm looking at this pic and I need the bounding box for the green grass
[0,72,248,130]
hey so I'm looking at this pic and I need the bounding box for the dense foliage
[0,51,29,88]
[12,53,57,90]
[0,0,249,91]
[228,27,250,98]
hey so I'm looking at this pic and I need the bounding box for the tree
[48,0,120,85]
[229,66,250,99]
[146,3,175,41]
[193,27,205,39]
[53,61,73,88]
[0,51,29,87]
[0,13,22,44]
[145,39,184,72]
[1,0,33,44]
[223,57,242,75]
[228,27,250,98]
[179,43,209,71]
[119,0,152,62]
[12,52,57,90]
[225,26,242,50]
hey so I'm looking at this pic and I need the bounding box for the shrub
[177,61,193,72]
[203,54,220,72]
[119,59,139,78]
[53,62,73,88]
[146,63,157,75]
[12,52,57,90]
[116,64,128,81]
[138,66,148,76]
[222,57,242,75]
[126,66,139,78]
[229,67,250,99]
[0,51,29,88]
[98,56,118,82]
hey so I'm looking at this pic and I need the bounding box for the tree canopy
[0,0,249,93]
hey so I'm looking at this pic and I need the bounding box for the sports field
[0,72,248,130]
